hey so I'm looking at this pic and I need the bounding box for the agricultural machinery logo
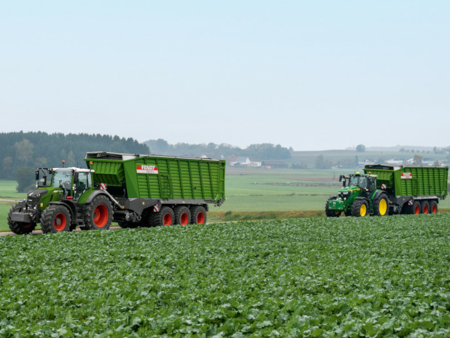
[401,173,413,179]
[136,165,159,174]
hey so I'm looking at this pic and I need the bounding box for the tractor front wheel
[41,205,72,234]
[351,199,369,217]
[7,203,36,235]
[84,195,113,230]
[373,194,389,216]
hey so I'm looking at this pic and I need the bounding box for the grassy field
[2,215,450,336]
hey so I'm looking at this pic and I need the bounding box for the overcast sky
[1,1,449,150]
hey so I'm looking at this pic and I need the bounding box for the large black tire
[84,195,113,230]
[430,200,438,214]
[41,205,72,234]
[421,200,430,214]
[351,199,369,217]
[404,201,421,215]
[7,203,36,235]
[373,193,389,216]
[325,196,341,217]
[150,206,174,226]
[191,206,207,225]
[174,206,191,225]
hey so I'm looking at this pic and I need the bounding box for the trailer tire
[7,203,36,235]
[325,196,341,217]
[41,205,72,234]
[191,206,207,225]
[373,193,389,216]
[151,206,174,226]
[174,206,191,226]
[84,195,113,230]
[351,198,369,217]
[404,201,421,215]
[421,200,430,214]
[430,200,438,214]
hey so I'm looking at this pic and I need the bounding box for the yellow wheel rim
[334,211,340,215]
[360,204,367,217]
[379,199,387,215]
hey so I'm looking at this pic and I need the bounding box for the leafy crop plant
[1,214,450,337]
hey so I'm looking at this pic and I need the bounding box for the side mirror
[35,170,39,181]
[74,172,79,183]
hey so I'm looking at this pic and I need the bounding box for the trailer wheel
[84,195,113,230]
[373,193,389,216]
[174,206,191,226]
[41,205,72,234]
[430,200,438,214]
[325,196,341,217]
[191,206,207,225]
[351,199,369,217]
[421,200,430,214]
[7,203,36,235]
[404,201,421,215]
[150,206,174,226]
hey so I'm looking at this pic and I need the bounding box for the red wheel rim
[432,205,437,214]
[163,213,172,226]
[54,213,66,231]
[23,223,32,229]
[93,204,108,227]
[423,205,429,214]
[197,212,205,224]
[414,205,420,215]
[180,212,189,226]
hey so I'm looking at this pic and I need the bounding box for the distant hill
[0,132,149,179]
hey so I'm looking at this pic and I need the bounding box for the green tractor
[325,172,389,217]
[8,167,114,234]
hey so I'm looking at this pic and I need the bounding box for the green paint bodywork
[85,155,226,204]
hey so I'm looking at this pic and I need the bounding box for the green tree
[15,166,35,192]
[15,139,34,165]
[356,144,366,152]
[2,157,14,179]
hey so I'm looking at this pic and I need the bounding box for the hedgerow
[1,214,450,337]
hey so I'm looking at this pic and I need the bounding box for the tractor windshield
[51,169,73,190]
[349,176,368,189]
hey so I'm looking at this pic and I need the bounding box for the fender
[85,190,110,204]
[371,189,388,202]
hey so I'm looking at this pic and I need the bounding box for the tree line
[0,132,149,181]
[145,139,292,160]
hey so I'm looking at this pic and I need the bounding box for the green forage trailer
[325,164,448,217]
[8,152,226,234]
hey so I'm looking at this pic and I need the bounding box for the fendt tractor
[8,152,226,234]
[326,164,448,217]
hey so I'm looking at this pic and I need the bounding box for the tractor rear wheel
[351,199,369,217]
[84,195,113,230]
[41,205,72,234]
[191,206,207,225]
[430,200,438,214]
[7,203,36,235]
[325,196,341,217]
[373,193,389,216]
[174,206,191,226]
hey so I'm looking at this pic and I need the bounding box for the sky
[1,1,449,151]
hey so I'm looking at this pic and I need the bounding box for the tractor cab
[339,173,377,195]
[36,167,94,200]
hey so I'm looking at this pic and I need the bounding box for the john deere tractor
[325,172,389,217]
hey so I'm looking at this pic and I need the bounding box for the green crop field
[2,215,450,336]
